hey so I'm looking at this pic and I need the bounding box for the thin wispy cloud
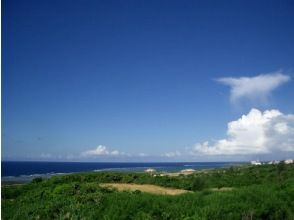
[163,151,182,158]
[217,71,290,104]
[138,153,149,157]
[40,153,52,159]
[192,108,294,155]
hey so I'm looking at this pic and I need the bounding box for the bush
[190,177,206,191]
[32,177,43,183]
[2,164,294,219]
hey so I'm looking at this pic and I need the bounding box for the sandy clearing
[100,183,190,195]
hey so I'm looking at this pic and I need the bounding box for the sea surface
[1,161,246,182]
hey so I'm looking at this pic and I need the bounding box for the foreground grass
[2,164,294,219]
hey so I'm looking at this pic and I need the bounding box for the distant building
[284,159,293,164]
[267,160,280,165]
[145,168,156,173]
[251,160,261,165]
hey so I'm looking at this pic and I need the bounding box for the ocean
[1,161,246,182]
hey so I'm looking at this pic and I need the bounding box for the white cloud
[138,153,148,157]
[81,145,122,157]
[40,153,52,159]
[217,71,290,103]
[164,151,182,158]
[192,108,294,155]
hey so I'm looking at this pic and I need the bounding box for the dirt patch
[100,183,190,195]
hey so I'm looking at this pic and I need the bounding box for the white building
[267,160,280,165]
[251,160,261,165]
[284,159,293,164]
[145,168,156,173]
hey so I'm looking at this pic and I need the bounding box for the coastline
[1,161,248,183]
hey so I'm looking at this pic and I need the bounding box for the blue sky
[2,0,294,161]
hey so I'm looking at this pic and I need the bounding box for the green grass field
[2,164,294,219]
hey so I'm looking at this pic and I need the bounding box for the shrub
[32,177,43,183]
[190,177,206,191]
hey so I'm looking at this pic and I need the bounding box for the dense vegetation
[2,164,294,219]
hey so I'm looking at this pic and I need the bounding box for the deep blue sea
[1,161,246,182]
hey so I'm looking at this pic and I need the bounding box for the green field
[2,164,294,219]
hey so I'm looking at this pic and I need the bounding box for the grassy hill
[2,164,294,219]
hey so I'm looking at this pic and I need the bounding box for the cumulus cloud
[217,71,290,103]
[81,145,122,157]
[192,108,294,155]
